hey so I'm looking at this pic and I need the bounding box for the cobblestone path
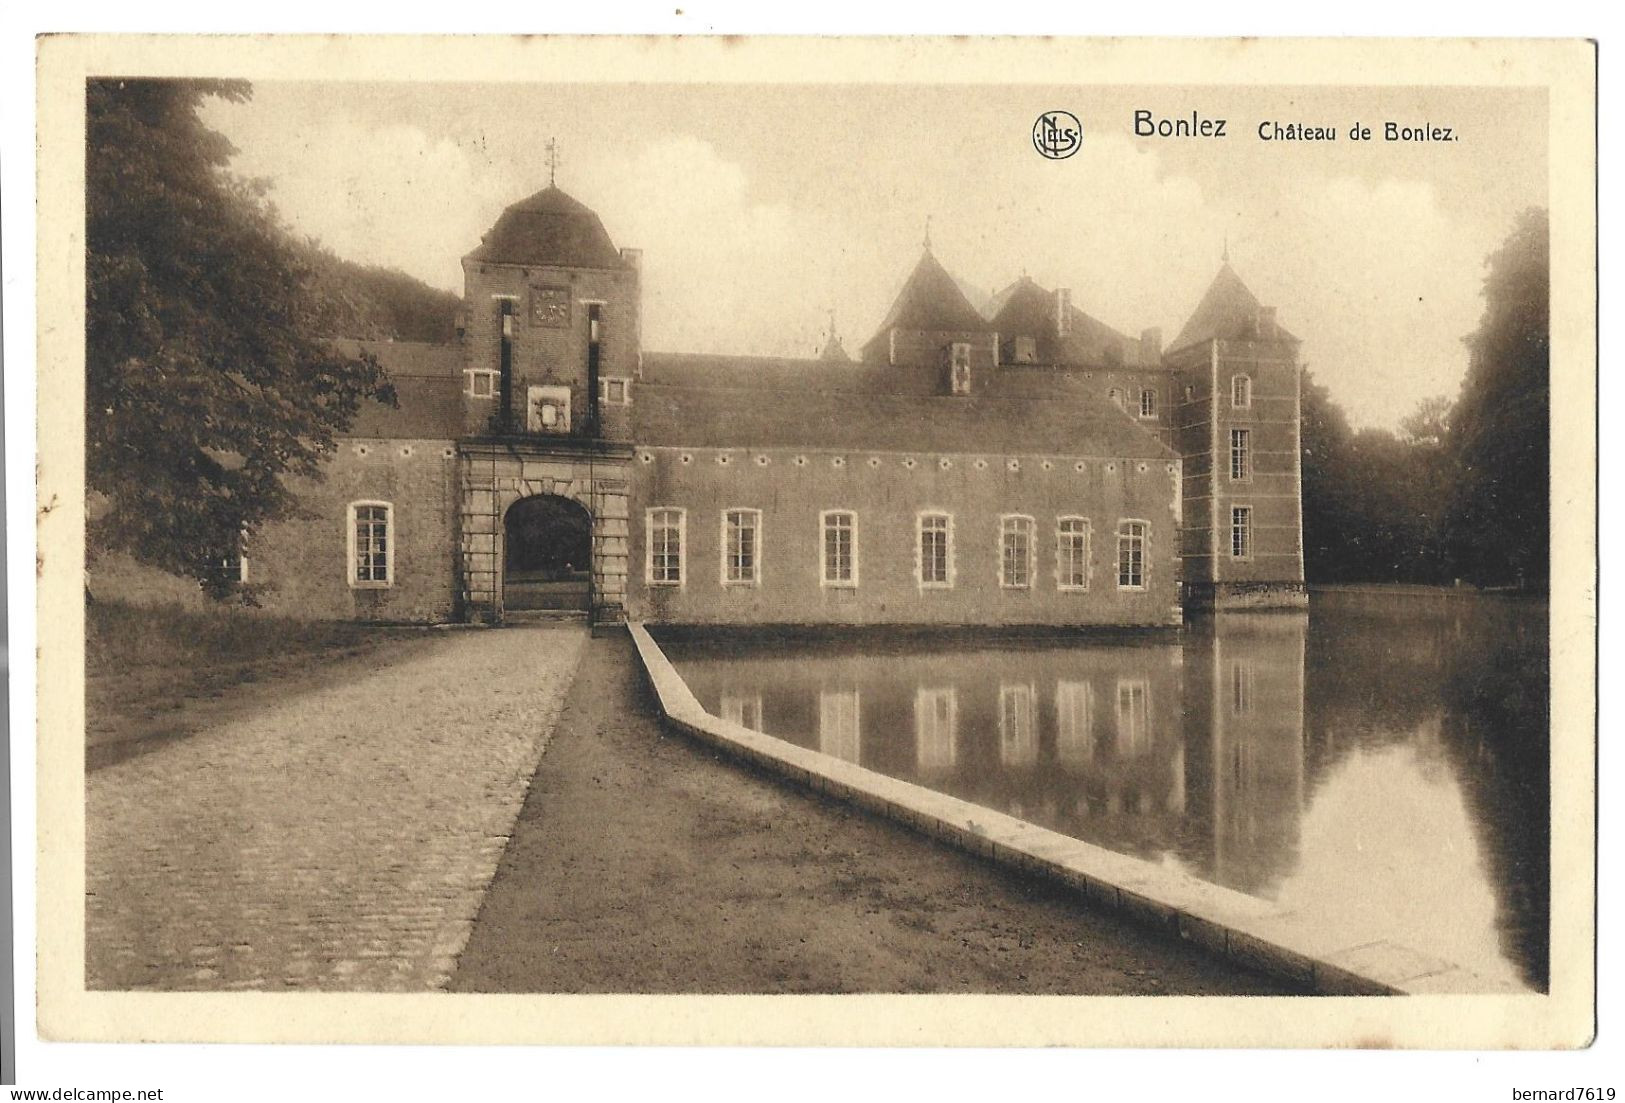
[86,623,586,991]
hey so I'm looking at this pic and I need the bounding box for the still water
[660,593,1549,992]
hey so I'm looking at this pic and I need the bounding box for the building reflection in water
[665,597,1546,992]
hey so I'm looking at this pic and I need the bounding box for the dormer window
[949,342,972,395]
[1013,335,1037,364]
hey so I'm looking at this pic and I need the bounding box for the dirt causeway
[452,631,1290,995]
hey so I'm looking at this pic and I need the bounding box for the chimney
[1257,306,1277,339]
[1140,326,1162,363]
[1055,288,1072,338]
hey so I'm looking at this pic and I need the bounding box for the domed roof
[466,186,627,269]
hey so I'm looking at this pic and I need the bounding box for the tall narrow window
[586,302,604,432]
[1117,520,1147,590]
[1232,374,1252,409]
[819,690,862,764]
[821,510,857,587]
[999,515,1034,588]
[722,509,760,585]
[999,683,1039,766]
[1056,516,1090,591]
[1055,681,1095,764]
[348,501,393,588]
[1139,388,1158,418]
[918,513,953,588]
[1231,505,1253,560]
[1230,428,1251,481]
[949,342,972,395]
[1116,679,1151,755]
[915,687,958,769]
[647,507,684,586]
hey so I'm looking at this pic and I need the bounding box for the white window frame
[1231,504,1254,561]
[1139,388,1158,419]
[646,506,686,588]
[998,682,1039,766]
[820,510,859,588]
[998,514,1036,589]
[914,687,959,769]
[465,368,498,399]
[720,508,762,587]
[949,342,973,395]
[916,511,955,590]
[1232,373,1252,409]
[1116,519,1148,591]
[347,500,394,589]
[818,689,862,763]
[1230,428,1252,481]
[1055,680,1095,764]
[1055,516,1091,592]
[600,376,632,405]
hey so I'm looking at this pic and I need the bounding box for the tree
[86,79,392,598]
[1446,209,1549,587]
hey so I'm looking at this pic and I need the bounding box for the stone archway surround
[459,447,630,624]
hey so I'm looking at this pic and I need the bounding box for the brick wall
[245,438,460,622]
[459,259,639,442]
[627,445,1182,627]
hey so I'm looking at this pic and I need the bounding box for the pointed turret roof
[861,249,993,360]
[466,185,627,269]
[985,276,1140,367]
[819,334,851,362]
[1168,262,1297,353]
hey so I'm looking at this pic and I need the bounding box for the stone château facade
[233,184,1306,626]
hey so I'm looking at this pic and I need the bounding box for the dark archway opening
[504,494,592,611]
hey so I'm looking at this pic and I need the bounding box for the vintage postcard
[33,35,1596,1048]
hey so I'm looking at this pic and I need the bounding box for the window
[720,693,763,731]
[466,369,498,399]
[949,342,972,395]
[600,377,631,405]
[821,511,857,587]
[204,551,248,586]
[647,507,685,586]
[819,690,861,763]
[918,513,953,588]
[1055,681,1095,764]
[999,515,1035,588]
[1117,520,1147,590]
[1108,387,1122,408]
[1139,388,1158,418]
[1231,505,1253,560]
[1056,517,1090,591]
[348,501,393,588]
[999,683,1039,766]
[721,509,760,585]
[1013,335,1037,364]
[915,688,958,769]
[1232,374,1252,409]
[1116,679,1151,755]
[1230,428,1251,481]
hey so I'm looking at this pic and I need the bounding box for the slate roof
[860,249,994,360]
[985,277,1144,368]
[634,352,1174,458]
[1168,262,1298,353]
[465,186,627,270]
[334,339,465,439]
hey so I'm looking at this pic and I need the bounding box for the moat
[661,591,1549,992]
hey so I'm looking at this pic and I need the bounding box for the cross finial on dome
[546,137,560,187]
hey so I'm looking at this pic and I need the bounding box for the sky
[202,81,1546,430]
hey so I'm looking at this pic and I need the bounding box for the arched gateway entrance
[503,494,592,612]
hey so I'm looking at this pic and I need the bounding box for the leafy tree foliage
[1447,208,1550,587]
[87,79,394,597]
[1298,210,1548,589]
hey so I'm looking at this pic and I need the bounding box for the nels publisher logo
[1032,111,1082,159]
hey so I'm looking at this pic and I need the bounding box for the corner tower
[860,245,997,390]
[1167,261,1307,610]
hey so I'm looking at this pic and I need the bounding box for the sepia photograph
[29,35,1596,1053]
